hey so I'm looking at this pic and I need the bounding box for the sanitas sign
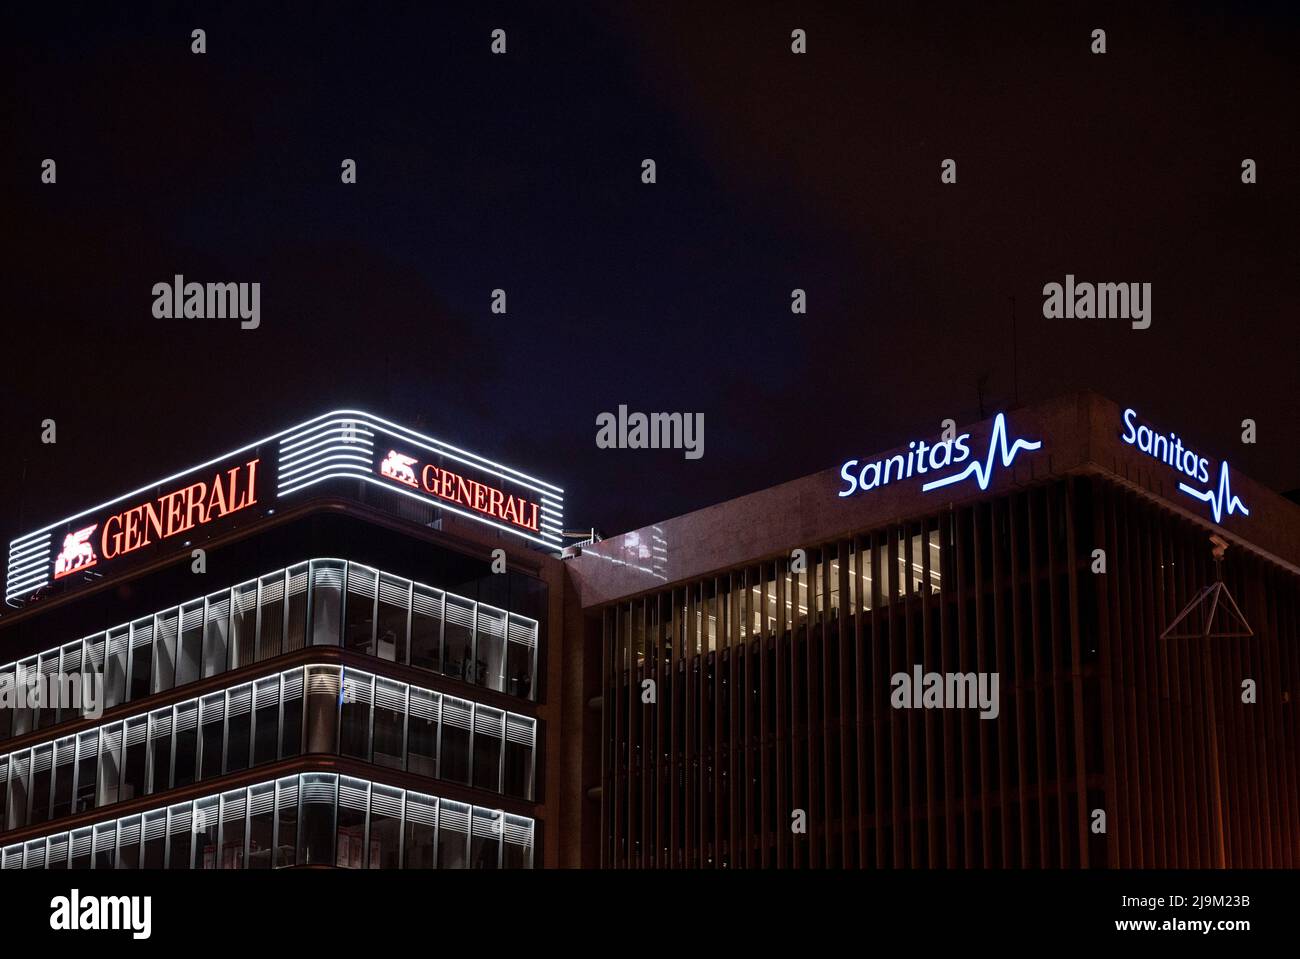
[1120,408,1248,523]
[839,413,1042,499]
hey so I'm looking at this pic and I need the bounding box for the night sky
[3,2,1297,544]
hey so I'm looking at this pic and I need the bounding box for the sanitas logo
[838,413,1042,499]
[1120,408,1249,523]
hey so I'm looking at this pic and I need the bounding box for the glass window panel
[300,773,336,866]
[257,573,285,662]
[436,800,469,869]
[340,670,372,760]
[128,618,153,702]
[199,693,225,781]
[141,810,166,868]
[167,803,192,869]
[403,793,437,869]
[503,715,536,800]
[230,580,258,671]
[440,698,472,785]
[105,629,129,709]
[29,744,53,825]
[274,777,298,868]
[285,564,309,652]
[506,615,537,700]
[46,833,69,870]
[475,606,507,691]
[344,565,377,655]
[37,652,59,728]
[253,677,280,767]
[369,784,403,869]
[310,561,344,646]
[336,777,368,869]
[70,826,94,870]
[0,667,11,740]
[472,706,504,793]
[503,814,533,869]
[219,790,247,870]
[193,796,219,870]
[153,612,178,693]
[410,585,443,673]
[74,730,98,814]
[226,684,253,774]
[376,575,410,664]
[96,724,122,807]
[148,708,173,794]
[51,737,76,819]
[470,808,502,869]
[121,716,147,802]
[116,815,141,870]
[203,593,230,678]
[281,669,304,759]
[11,658,35,735]
[373,678,405,770]
[177,601,204,687]
[407,688,439,777]
[248,782,275,869]
[443,596,475,682]
[173,701,198,788]
[305,667,340,754]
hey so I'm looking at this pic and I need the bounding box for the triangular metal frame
[1160,555,1253,641]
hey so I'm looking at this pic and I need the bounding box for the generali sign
[52,460,260,579]
[7,410,564,607]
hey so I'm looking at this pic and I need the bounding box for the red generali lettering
[100,459,260,560]
[409,460,540,532]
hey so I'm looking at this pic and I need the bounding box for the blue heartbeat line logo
[1179,462,1249,524]
[922,413,1042,493]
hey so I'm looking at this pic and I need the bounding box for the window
[51,738,75,819]
[257,573,285,662]
[310,561,344,646]
[141,810,166,868]
[147,709,173,794]
[252,677,280,767]
[472,706,504,793]
[345,566,377,655]
[503,815,533,869]
[153,612,178,693]
[335,777,368,868]
[37,652,60,728]
[440,698,472,785]
[193,796,219,870]
[121,717,147,802]
[45,833,68,870]
[403,792,437,868]
[199,694,224,780]
[248,783,275,869]
[304,667,340,754]
[373,678,405,770]
[506,615,537,700]
[0,669,10,740]
[74,730,97,814]
[476,606,507,690]
[203,593,230,678]
[96,724,122,807]
[226,685,252,773]
[284,564,309,652]
[443,596,475,682]
[116,816,141,869]
[104,630,128,708]
[70,826,94,870]
[299,773,336,866]
[177,602,204,687]
[410,585,443,672]
[166,804,192,869]
[339,671,372,760]
[503,715,535,800]
[470,808,502,869]
[128,618,153,702]
[230,580,258,671]
[274,777,298,868]
[173,702,198,788]
[281,670,303,759]
[377,575,410,664]
[11,659,35,736]
[407,688,439,777]
[369,784,403,868]
[436,800,469,869]
[219,790,246,870]
[29,745,53,824]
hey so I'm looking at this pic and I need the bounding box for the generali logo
[377,449,541,532]
[53,524,98,579]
